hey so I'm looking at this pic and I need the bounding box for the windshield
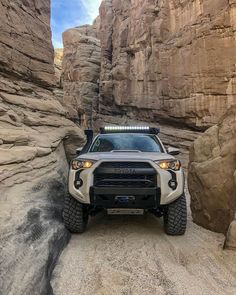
[89,134,163,153]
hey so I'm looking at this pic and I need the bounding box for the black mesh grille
[94,162,157,188]
[98,162,152,169]
[94,175,156,188]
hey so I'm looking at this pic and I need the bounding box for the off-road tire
[63,194,88,233]
[163,194,187,235]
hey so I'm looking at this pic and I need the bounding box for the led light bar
[100,126,160,134]
[104,126,149,131]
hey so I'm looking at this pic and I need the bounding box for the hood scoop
[111,150,141,153]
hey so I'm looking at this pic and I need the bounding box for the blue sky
[51,0,102,48]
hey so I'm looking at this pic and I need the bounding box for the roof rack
[100,126,160,135]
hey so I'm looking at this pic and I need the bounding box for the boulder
[188,107,236,234]
[225,216,236,250]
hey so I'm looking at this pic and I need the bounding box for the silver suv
[63,126,187,235]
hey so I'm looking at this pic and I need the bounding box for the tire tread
[63,194,88,233]
[164,194,187,235]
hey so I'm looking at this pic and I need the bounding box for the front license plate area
[107,208,144,215]
[115,195,136,204]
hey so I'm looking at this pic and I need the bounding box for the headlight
[155,159,181,171]
[71,159,96,170]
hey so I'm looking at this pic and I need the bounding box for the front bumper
[69,160,184,207]
[90,187,161,209]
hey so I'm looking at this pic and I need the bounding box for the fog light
[168,180,177,190]
[75,179,83,189]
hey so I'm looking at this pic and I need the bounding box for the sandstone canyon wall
[61,0,236,166]
[99,0,236,130]
[0,0,55,88]
[61,0,236,133]
[0,1,84,293]
[54,48,64,88]
[62,19,101,128]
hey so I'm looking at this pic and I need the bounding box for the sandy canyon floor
[51,193,236,295]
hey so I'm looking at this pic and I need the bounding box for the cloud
[51,0,102,48]
[80,0,102,21]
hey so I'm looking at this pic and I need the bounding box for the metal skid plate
[107,208,144,215]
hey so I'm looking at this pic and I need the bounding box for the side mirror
[76,147,83,155]
[167,147,180,156]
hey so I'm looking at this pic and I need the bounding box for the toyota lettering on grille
[114,168,137,174]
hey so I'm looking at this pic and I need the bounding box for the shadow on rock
[0,177,71,295]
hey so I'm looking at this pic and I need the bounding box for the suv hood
[78,152,175,162]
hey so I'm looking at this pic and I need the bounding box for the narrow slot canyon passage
[0,0,236,294]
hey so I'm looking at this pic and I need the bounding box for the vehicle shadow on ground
[86,211,165,236]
